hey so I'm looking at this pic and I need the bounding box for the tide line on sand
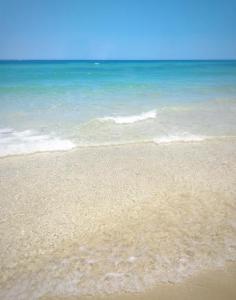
[153,133,208,144]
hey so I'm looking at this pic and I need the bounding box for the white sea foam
[0,128,76,157]
[153,133,207,144]
[99,110,157,124]
[0,128,13,134]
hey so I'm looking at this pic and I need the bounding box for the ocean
[1,60,236,156]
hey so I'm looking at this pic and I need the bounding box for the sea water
[0,60,236,156]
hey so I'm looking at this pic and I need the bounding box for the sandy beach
[1,0,236,298]
[0,139,236,299]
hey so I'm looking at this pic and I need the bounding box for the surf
[0,128,76,157]
[99,110,157,124]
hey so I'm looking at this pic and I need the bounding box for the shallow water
[0,142,236,299]
[0,60,236,156]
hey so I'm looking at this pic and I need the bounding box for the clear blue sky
[0,0,236,60]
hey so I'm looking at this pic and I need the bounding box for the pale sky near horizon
[0,0,236,60]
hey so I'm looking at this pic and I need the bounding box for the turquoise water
[0,60,236,156]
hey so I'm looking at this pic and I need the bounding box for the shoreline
[42,263,236,300]
[1,135,236,161]
[0,140,236,299]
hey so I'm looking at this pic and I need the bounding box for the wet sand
[0,140,236,299]
[43,264,236,300]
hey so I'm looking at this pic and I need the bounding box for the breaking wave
[99,110,157,124]
[0,128,76,157]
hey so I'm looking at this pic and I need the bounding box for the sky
[0,0,236,60]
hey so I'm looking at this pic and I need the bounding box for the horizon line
[0,58,236,62]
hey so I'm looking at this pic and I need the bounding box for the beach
[1,0,236,296]
[0,60,236,299]
[1,139,236,299]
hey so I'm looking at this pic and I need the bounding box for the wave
[153,133,208,144]
[0,128,76,157]
[99,110,157,124]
